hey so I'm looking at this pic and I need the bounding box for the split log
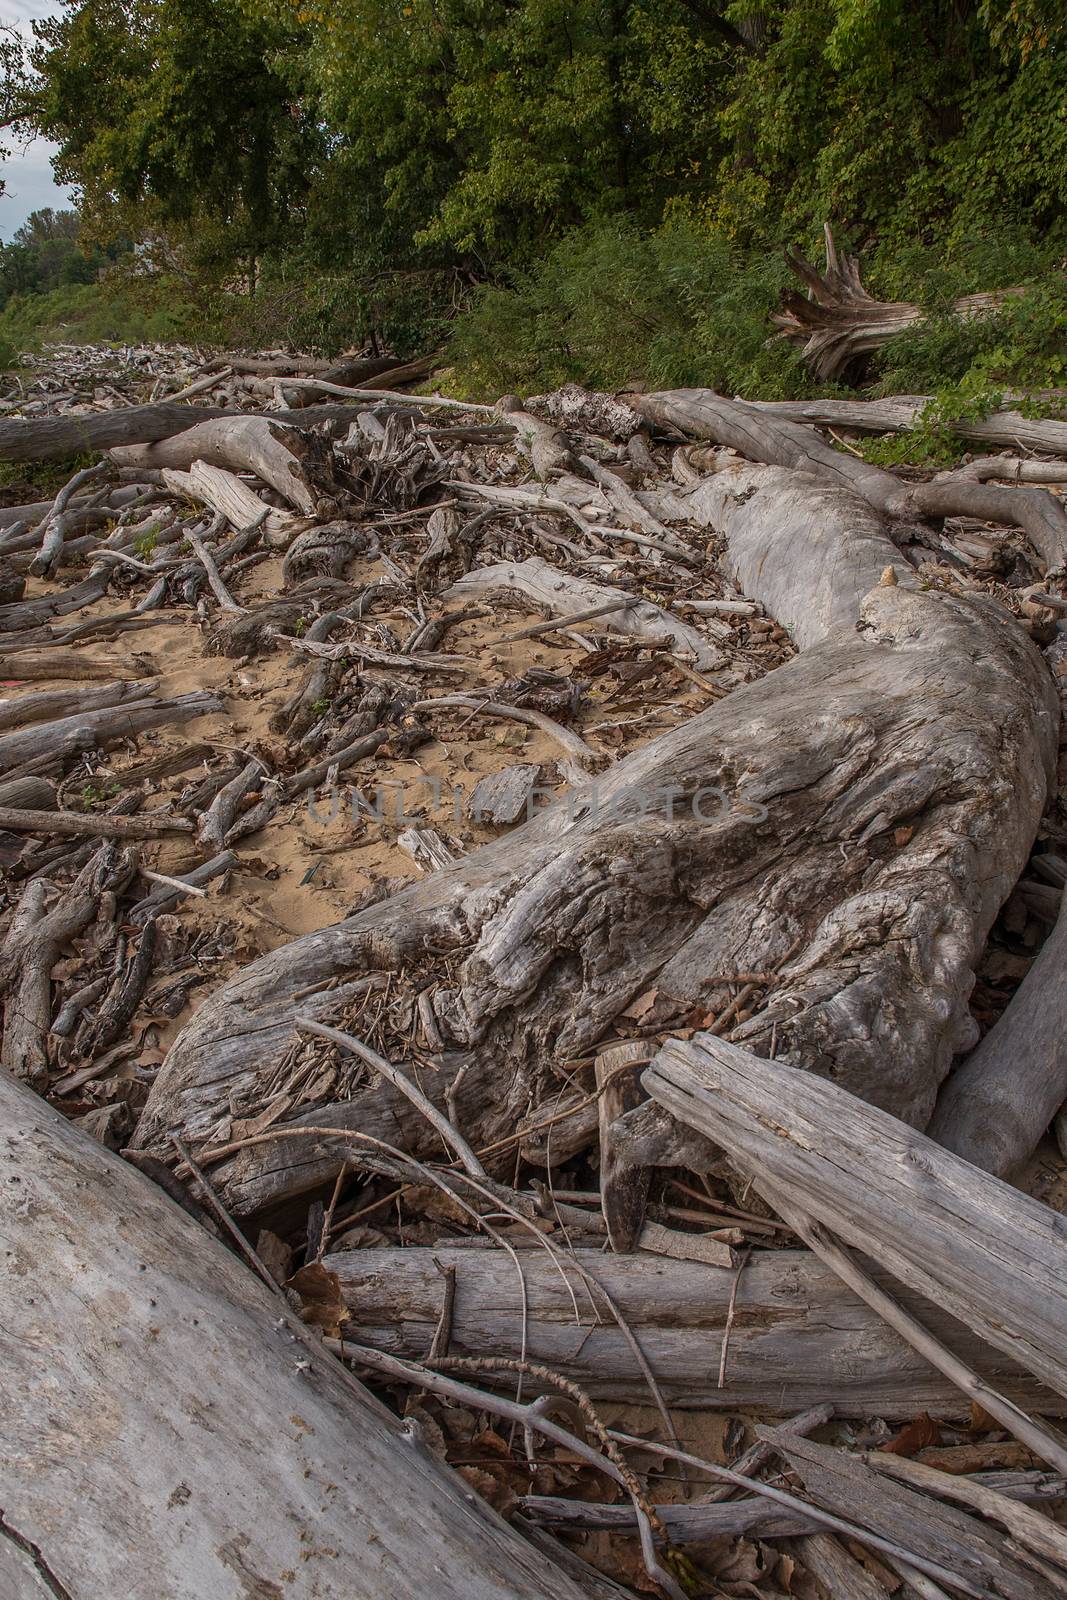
[772,226,1022,383]
[132,460,1055,1214]
[0,679,156,733]
[927,893,1067,1175]
[443,557,724,668]
[0,1068,591,1600]
[749,396,1067,460]
[636,388,1067,570]
[644,1033,1067,1401]
[0,691,222,776]
[160,462,297,545]
[321,1245,1067,1417]
[111,417,338,515]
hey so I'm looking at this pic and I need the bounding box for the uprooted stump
[132,459,1056,1216]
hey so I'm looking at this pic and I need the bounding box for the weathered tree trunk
[0,1069,590,1600]
[111,416,340,515]
[323,1245,1067,1417]
[748,396,1067,459]
[772,225,1022,383]
[0,691,221,776]
[131,452,1055,1216]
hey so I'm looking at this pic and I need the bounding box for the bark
[927,895,1067,1176]
[644,1033,1067,1402]
[322,1245,1067,1417]
[131,464,1054,1216]
[772,226,1021,383]
[636,388,1067,570]
[0,1069,591,1600]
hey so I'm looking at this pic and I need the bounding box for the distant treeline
[1,0,1064,400]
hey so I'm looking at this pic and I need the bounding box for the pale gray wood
[749,396,1067,459]
[323,1245,1067,1417]
[133,475,1055,1214]
[0,1069,589,1600]
[443,556,723,668]
[518,1495,818,1540]
[644,1034,1067,1401]
[467,763,542,825]
[765,1432,1059,1600]
[0,679,156,733]
[112,416,322,513]
[790,1533,888,1600]
[637,389,1067,569]
[0,691,221,776]
[928,894,1067,1175]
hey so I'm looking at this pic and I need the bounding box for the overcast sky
[1,0,75,241]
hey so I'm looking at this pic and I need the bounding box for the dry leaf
[880,1412,941,1456]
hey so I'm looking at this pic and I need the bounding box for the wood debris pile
[4,338,1067,1600]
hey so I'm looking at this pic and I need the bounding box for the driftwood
[133,460,1054,1214]
[765,1431,1058,1600]
[0,805,193,839]
[750,396,1067,460]
[644,1033,1067,1401]
[322,1244,1067,1417]
[160,461,297,545]
[0,1068,591,1600]
[112,416,337,515]
[928,893,1067,1175]
[0,691,221,776]
[443,556,723,668]
[637,388,1067,570]
[773,226,1022,383]
[0,678,156,733]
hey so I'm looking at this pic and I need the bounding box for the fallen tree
[772,225,1024,383]
[0,1067,591,1600]
[132,409,1057,1215]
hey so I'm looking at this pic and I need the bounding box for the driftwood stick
[0,807,193,839]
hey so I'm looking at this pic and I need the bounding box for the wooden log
[0,648,149,682]
[111,417,334,515]
[321,1245,1067,1417]
[0,806,193,839]
[0,1069,590,1600]
[927,894,1067,1175]
[0,691,222,776]
[637,388,1067,570]
[763,1431,1059,1600]
[749,396,1067,460]
[644,1034,1067,1401]
[0,679,156,733]
[131,473,1055,1215]
[160,462,297,545]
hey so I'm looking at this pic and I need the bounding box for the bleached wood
[0,1070,590,1600]
[323,1245,1066,1417]
[644,1033,1067,1400]
[160,462,296,545]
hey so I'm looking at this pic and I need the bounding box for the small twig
[427,1260,457,1362]
[295,1018,488,1179]
[317,1160,349,1262]
[170,1136,283,1299]
[717,1245,751,1389]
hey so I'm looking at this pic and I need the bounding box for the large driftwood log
[637,388,1067,570]
[928,894,1067,1175]
[644,1034,1067,1401]
[132,458,1054,1214]
[0,1069,590,1600]
[772,226,1021,383]
[324,1245,1067,1417]
[0,691,221,776]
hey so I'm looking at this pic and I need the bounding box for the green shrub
[446,216,819,400]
